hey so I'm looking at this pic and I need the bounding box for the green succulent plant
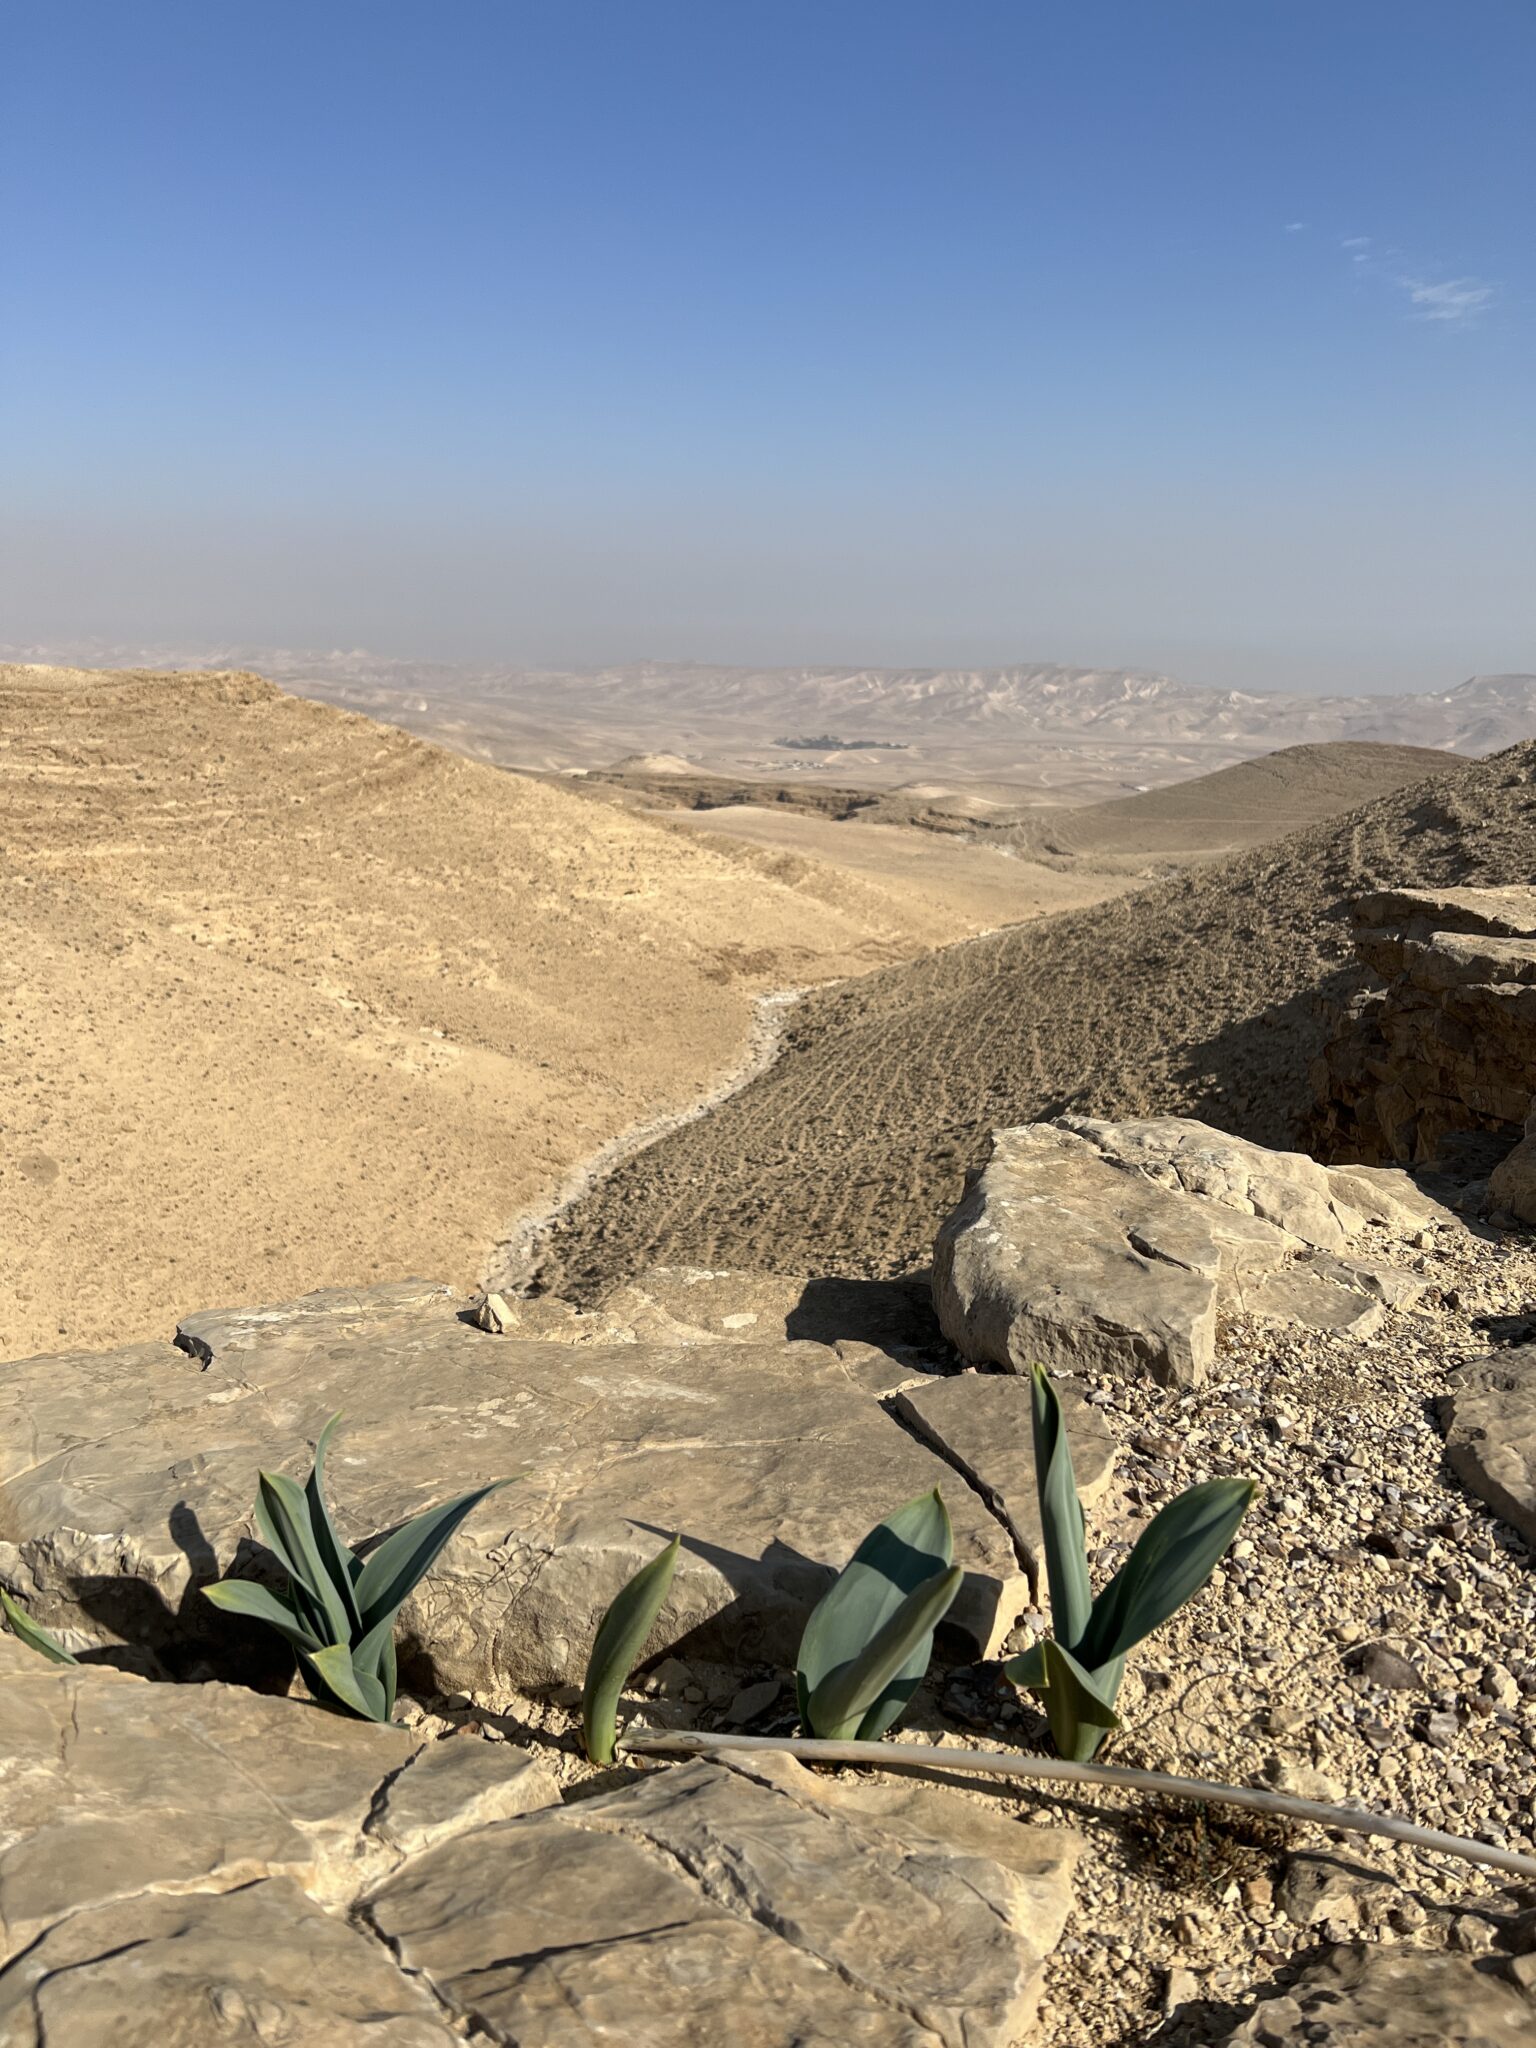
[796,1488,963,1740]
[1005,1365,1254,1761]
[582,1533,681,1764]
[202,1414,508,1722]
[1,1590,78,1665]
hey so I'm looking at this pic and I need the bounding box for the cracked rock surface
[365,1751,1079,2048]
[0,1653,1079,2048]
[0,1279,1026,1692]
[932,1116,1452,1386]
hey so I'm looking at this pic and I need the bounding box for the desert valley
[6,655,1536,2046]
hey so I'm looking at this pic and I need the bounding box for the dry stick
[625,1729,1536,1883]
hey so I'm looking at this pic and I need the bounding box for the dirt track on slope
[537,742,1536,1297]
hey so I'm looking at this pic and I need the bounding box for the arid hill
[1015,740,1463,864]
[537,740,1536,1296]
[0,664,1117,1357]
[15,642,1533,801]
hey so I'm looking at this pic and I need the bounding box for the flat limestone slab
[0,1284,1024,1694]
[0,1658,558,1966]
[1439,1343,1536,1544]
[0,1659,1080,2048]
[364,1752,1080,2048]
[0,1879,458,2047]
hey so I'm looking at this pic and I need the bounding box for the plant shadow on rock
[64,1502,310,1693]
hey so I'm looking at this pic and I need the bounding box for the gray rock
[1351,1643,1425,1692]
[1489,1114,1536,1226]
[0,1284,1025,1696]
[1277,1850,1393,1928]
[724,1677,783,1724]
[1311,887,1536,1168]
[1440,1344,1536,1544]
[1351,884,1536,944]
[932,1123,1227,1386]
[1060,1115,1358,1249]
[371,1735,560,1859]
[932,1118,1430,1387]
[0,1879,458,2046]
[364,1752,1081,2047]
[891,1371,1118,1582]
[0,1656,1084,2045]
[0,1660,411,1962]
[1238,1264,1384,1336]
[1222,1940,1535,2046]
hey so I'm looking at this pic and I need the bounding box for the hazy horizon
[5,3,1532,696]
[5,632,1534,704]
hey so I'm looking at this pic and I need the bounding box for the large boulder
[0,1656,1078,2046]
[0,1283,1025,1694]
[1439,1343,1536,1543]
[932,1117,1446,1386]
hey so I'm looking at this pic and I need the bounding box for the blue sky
[3,1,1531,691]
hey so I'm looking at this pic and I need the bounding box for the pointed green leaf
[354,1480,511,1634]
[304,1413,362,1637]
[807,1565,962,1738]
[1031,1365,1092,1652]
[349,1611,397,1691]
[303,1642,388,1722]
[1,1590,78,1665]
[200,1577,322,1651]
[377,1627,399,1718]
[1040,1637,1122,1762]
[255,1469,351,1646]
[1079,1478,1255,1668]
[796,1488,954,1740]
[1001,1640,1047,1690]
[582,1535,680,1764]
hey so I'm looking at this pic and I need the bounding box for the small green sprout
[796,1488,963,1740]
[582,1534,681,1764]
[1006,1365,1255,1760]
[202,1413,508,1722]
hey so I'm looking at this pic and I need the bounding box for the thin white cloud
[1283,220,1307,233]
[1398,275,1497,324]
[1334,232,1498,326]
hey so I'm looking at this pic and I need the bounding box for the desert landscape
[7,653,1536,2047]
[1,661,1142,1360]
[5,10,1533,2042]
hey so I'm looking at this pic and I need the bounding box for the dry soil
[0,664,1118,1357]
[539,741,1536,1297]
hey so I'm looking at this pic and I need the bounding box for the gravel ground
[409,1212,1536,2045]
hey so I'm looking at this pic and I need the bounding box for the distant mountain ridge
[7,643,1534,776]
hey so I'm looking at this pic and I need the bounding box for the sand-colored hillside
[1016,739,1463,863]
[644,804,1124,937]
[539,740,1536,1295]
[0,665,1121,1358]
